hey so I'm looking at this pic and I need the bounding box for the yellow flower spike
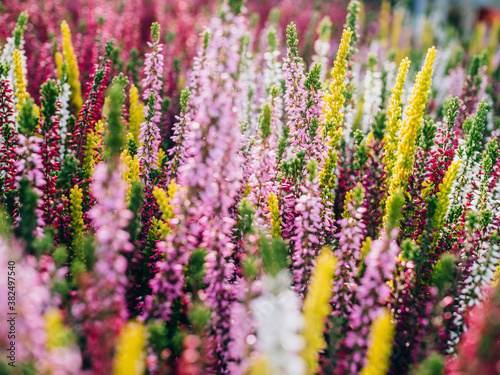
[55,51,64,81]
[33,103,41,119]
[69,185,86,257]
[323,27,352,137]
[384,47,437,227]
[421,179,433,200]
[125,132,134,144]
[83,120,104,178]
[153,181,178,236]
[113,321,147,375]
[366,132,374,147]
[121,149,141,205]
[342,189,354,219]
[157,148,165,169]
[492,263,500,288]
[152,187,168,218]
[61,20,83,111]
[361,308,395,375]
[149,217,160,238]
[130,155,140,182]
[44,307,73,349]
[129,84,144,143]
[352,98,364,130]
[319,27,352,197]
[242,184,252,198]
[301,248,337,375]
[121,149,133,203]
[13,49,27,114]
[383,57,411,187]
[358,237,373,278]
[167,179,178,199]
[102,96,111,119]
[361,237,372,260]
[268,192,282,238]
[433,161,460,237]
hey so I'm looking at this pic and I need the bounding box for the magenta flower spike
[71,162,133,374]
[138,22,164,181]
[342,229,400,374]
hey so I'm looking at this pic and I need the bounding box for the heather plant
[1,0,500,374]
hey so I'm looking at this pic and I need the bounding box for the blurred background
[2,0,499,140]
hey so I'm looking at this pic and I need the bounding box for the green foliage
[276,123,290,170]
[15,178,38,254]
[56,155,79,191]
[411,352,444,375]
[0,62,10,78]
[267,26,278,51]
[309,116,320,145]
[202,30,211,52]
[286,22,299,57]
[372,111,386,141]
[465,210,481,232]
[126,181,144,244]
[127,137,138,157]
[151,22,160,43]
[353,131,369,173]
[465,99,489,161]
[105,81,127,160]
[305,63,322,92]
[401,239,419,262]
[466,54,484,77]
[104,40,115,61]
[71,235,96,279]
[18,97,39,136]
[0,209,12,239]
[419,119,437,152]
[180,86,191,110]
[145,93,157,122]
[445,97,461,129]
[446,46,464,72]
[126,48,142,86]
[259,101,272,140]
[32,229,56,258]
[111,72,129,95]
[189,300,211,333]
[14,12,29,49]
[386,191,404,232]
[318,16,332,41]
[187,248,207,293]
[367,54,377,71]
[306,159,318,182]
[238,199,256,236]
[148,321,168,360]
[261,237,289,276]
[40,79,59,134]
[281,150,306,181]
[269,7,280,24]
[482,137,499,177]
[52,245,68,267]
[228,0,243,15]
[432,253,457,293]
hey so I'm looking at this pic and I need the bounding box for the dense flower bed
[1,0,500,374]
